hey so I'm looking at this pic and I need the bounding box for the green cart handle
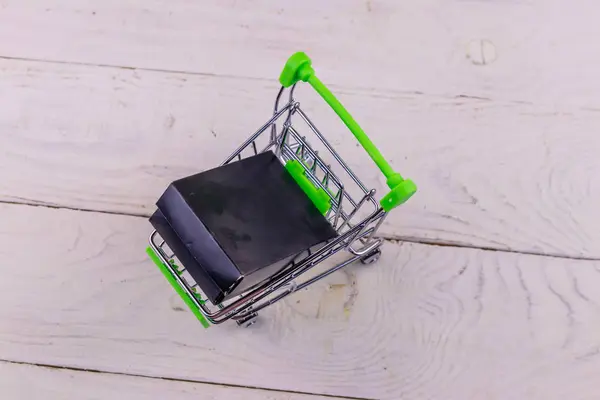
[279,52,416,212]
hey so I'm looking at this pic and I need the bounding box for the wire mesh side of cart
[149,85,388,325]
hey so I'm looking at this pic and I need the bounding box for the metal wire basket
[147,52,416,327]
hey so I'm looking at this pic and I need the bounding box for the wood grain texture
[1,203,600,399]
[0,361,336,400]
[0,0,599,108]
[1,58,599,257]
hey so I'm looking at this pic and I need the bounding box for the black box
[150,151,337,304]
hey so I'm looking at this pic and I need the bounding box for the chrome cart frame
[148,52,416,327]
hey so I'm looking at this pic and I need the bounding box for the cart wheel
[236,311,258,328]
[360,248,382,265]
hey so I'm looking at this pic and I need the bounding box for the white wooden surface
[1,57,599,258]
[2,0,600,398]
[0,361,334,400]
[1,203,600,399]
[1,0,599,107]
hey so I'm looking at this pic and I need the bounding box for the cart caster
[360,248,381,265]
[236,311,258,328]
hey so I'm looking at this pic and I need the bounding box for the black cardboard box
[150,151,337,304]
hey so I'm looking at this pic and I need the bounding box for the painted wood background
[1,1,599,399]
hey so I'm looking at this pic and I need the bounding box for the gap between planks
[0,53,595,114]
[0,359,369,400]
[2,199,598,264]
[0,54,272,85]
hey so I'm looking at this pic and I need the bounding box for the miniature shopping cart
[146,52,417,328]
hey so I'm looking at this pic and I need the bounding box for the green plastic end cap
[380,178,417,212]
[279,52,314,87]
[285,160,331,215]
[145,247,211,329]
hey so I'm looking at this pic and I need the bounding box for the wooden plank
[0,361,336,400]
[1,203,600,399]
[1,58,599,257]
[0,0,599,107]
